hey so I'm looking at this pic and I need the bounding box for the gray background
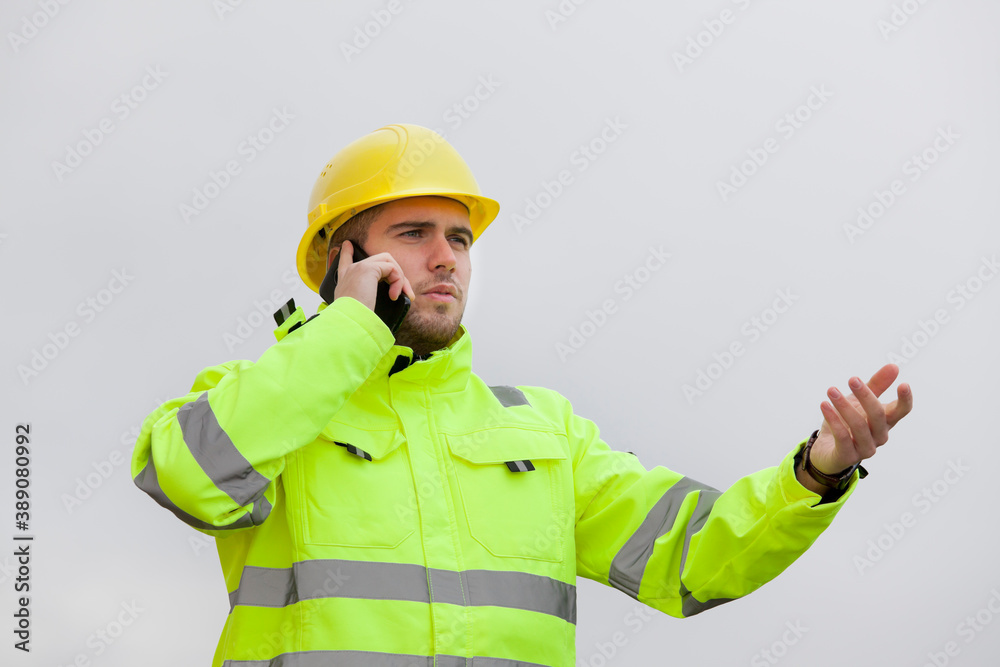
[3,1,999,665]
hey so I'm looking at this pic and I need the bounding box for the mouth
[422,284,457,302]
[422,292,456,302]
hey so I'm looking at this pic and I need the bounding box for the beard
[393,297,465,358]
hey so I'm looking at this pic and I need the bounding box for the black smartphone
[320,240,411,335]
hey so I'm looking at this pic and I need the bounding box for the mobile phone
[320,239,411,335]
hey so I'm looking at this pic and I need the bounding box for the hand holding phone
[320,239,412,335]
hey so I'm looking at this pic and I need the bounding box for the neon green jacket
[132,296,858,667]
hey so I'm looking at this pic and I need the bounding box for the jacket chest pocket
[445,428,570,562]
[294,426,415,549]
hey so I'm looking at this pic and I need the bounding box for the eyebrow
[385,221,474,245]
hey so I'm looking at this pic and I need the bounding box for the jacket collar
[380,322,472,392]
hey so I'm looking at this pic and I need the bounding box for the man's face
[329,195,473,355]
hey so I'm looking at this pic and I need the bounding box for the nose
[427,233,457,272]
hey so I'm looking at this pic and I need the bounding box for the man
[132,123,913,667]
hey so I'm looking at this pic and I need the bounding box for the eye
[450,236,470,247]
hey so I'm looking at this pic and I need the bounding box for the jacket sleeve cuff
[772,437,860,516]
[320,296,396,352]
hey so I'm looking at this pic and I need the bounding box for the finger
[357,252,413,302]
[375,255,414,301]
[820,401,852,449]
[369,252,400,279]
[885,383,914,428]
[386,263,406,301]
[337,240,353,274]
[380,262,411,302]
[828,386,876,457]
[865,364,900,399]
[390,276,414,302]
[848,376,889,446]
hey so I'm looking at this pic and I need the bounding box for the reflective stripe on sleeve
[679,581,732,617]
[607,476,720,601]
[176,392,272,507]
[677,487,731,616]
[228,559,576,625]
[133,455,261,532]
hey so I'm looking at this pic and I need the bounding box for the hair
[323,203,387,268]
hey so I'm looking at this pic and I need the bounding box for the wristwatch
[798,429,868,492]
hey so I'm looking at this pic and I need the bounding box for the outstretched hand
[809,363,914,477]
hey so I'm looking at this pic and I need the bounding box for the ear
[327,243,342,269]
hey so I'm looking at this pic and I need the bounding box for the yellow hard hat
[296,123,500,293]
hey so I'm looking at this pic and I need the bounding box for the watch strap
[800,429,868,492]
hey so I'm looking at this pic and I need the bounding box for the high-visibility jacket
[132,296,859,667]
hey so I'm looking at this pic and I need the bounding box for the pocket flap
[319,421,405,460]
[447,428,569,465]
